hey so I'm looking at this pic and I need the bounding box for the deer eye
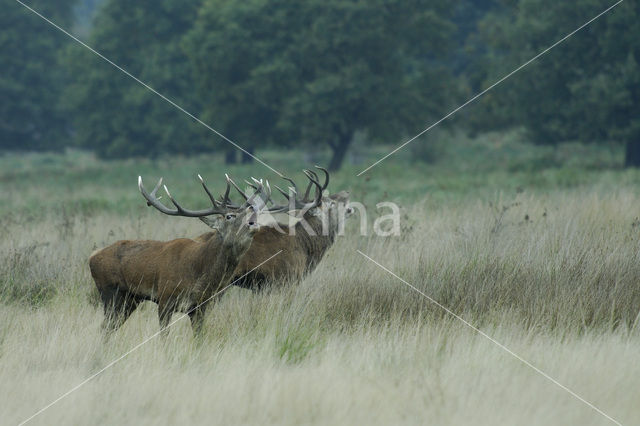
[226,214,235,220]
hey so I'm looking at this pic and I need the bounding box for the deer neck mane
[304,213,338,241]
[296,214,337,272]
[197,231,245,292]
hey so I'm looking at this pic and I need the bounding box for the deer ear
[199,215,223,229]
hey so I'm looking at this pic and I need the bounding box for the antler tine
[265,180,289,213]
[139,175,230,217]
[253,179,272,205]
[222,175,233,205]
[226,174,249,201]
[163,184,206,216]
[244,180,265,208]
[145,176,164,206]
[198,174,220,208]
[139,176,174,214]
[274,185,291,201]
[244,179,258,190]
[302,169,319,202]
[264,168,328,213]
[302,169,322,209]
[250,177,266,192]
[150,177,163,197]
[314,165,330,190]
[162,184,183,211]
[307,169,319,181]
[280,175,298,194]
[264,184,292,212]
[264,180,272,201]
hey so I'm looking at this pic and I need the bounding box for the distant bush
[0,244,57,308]
[408,128,452,164]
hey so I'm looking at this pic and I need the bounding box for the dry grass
[2,180,640,424]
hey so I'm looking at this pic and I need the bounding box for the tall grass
[1,147,639,424]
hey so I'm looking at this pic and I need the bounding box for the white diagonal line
[18,250,283,426]
[357,0,625,176]
[356,250,622,425]
[13,0,284,178]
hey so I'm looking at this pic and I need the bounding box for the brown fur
[230,192,351,289]
[89,209,258,336]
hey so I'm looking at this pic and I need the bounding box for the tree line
[2,0,638,169]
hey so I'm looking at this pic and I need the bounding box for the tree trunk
[225,150,237,164]
[241,146,255,164]
[328,134,352,171]
[625,141,640,168]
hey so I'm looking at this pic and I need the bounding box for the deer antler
[270,167,326,212]
[301,166,329,202]
[139,175,263,217]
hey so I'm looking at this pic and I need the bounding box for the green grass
[0,132,633,218]
[1,136,639,425]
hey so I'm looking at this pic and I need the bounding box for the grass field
[1,137,640,425]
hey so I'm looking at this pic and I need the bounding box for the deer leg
[250,273,268,293]
[188,303,209,336]
[157,298,177,337]
[100,286,139,337]
[234,272,268,291]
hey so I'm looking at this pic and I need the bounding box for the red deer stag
[192,168,353,290]
[89,177,271,336]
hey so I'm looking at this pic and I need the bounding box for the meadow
[1,136,639,425]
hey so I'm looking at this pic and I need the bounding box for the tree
[472,0,640,166]
[0,0,76,151]
[73,0,105,37]
[184,0,457,170]
[65,0,207,159]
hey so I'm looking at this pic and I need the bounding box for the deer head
[217,205,260,258]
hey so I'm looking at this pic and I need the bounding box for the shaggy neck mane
[196,232,244,295]
[297,215,336,273]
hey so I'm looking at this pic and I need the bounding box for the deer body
[196,190,350,289]
[90,206,259,336]
[90,168,346,336]
[192,168,350,289]
[232,213,337,288]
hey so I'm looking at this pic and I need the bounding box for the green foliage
[64,0,207,159]
[0,137,629,223]
[409,128,456,164]
[0,0,76,151]
[470,0,640,163]
[184,0,458,169]
[276,325,320,364]
[6,0,639,169]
